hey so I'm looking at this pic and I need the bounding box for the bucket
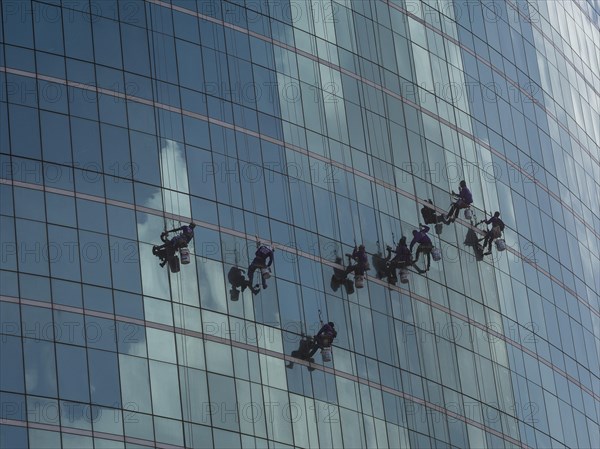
[330,274,341,292]
[321,347,332,362]
[261,267,271,279]
[400,269,409,284]
[464,208,473,220]
[435,223,443,235]
[495,239,506,251]
[180,247,190,264]
[355,275,364,288]
[432,248,442,261]
[344,279,355,295]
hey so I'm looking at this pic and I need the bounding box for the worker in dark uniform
[410,225,433,271]
[247,243,274,290]
[152,223,196,272]
[306,322,337,359]
[286,335,316,371]
[344,244,369,277]
[446,180,473,222]
[228,266,259,300]
[478,211,505,255]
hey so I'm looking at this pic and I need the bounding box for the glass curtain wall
[0,1,598,448]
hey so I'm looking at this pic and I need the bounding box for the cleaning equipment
[399,268,409,284]
[495,239,506,251]
[180,247,190,264]
[464,208,473,220]
[355,274,365,288]
[432,247,442,261]
[321,347,332,362]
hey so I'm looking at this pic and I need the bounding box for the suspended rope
[304,64,330,333]
[383,84,400,251]
[317,13,339,420]
[232,53,260,239]
[162,9,183,230]
[376,97,403,357]
[149,6,193,448]
[335,97,357,255]
[294,182,312,337]
[148,7,168,233]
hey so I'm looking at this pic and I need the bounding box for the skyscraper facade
[1,0,599,448]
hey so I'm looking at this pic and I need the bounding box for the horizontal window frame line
[0,416,184,449]
[385,0,600,149]
[2,174,598,323]
[0,174,600,401]
[2,193,596,403]
[1,192,599,402]
[3,63,598,247]
[3,173,599,403]
[0,294,534,449]
[3,92,598,316]
[557,0,600,33]
[149,0,600,177]
[505,0,600,78]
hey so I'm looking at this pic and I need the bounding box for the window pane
[56,344,89,402]
[16,219,48,276]
[0,336,24,393]
[9,105,41,159]
[0,425,28,449]
[0,216,17,271]
[150,361,181,419]
[79,230,111,287]
[48,225,81,282]
[93,17,122,68]
[207,373,239,432]
[23,338,57,397]
[120,354,152,414]
[89,349,121,407]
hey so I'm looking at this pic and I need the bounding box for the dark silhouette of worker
[422,199,445,234]
[374,246,395,285]
[410,225,433,271]
[446,180,473,222]
[330,256,355,295]
[421,199,444,225]
[344,245,369,288]
[152,223,196,272]
[389,236,423,279]
[388,237,413,269]
[286,335,316,371]
[464,227,485,261]
[228,266,258,300]
[379,238,414,283]
[247,244,274,291]
[478,211,505,255]
[344,244,369,277]
[306,322,337,359]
